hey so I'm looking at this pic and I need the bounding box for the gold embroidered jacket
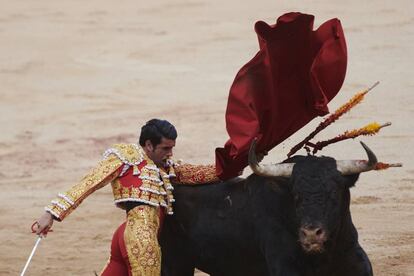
[45,144,218,221]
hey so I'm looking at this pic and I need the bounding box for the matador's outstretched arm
[45,154,123,221]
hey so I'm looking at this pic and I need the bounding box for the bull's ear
[343,174,360,188]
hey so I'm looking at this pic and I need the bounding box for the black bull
[160,155,373,276]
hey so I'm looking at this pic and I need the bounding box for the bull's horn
[335,141,378,175]
[248,139,294,177]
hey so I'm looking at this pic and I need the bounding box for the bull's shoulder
[172,176,246,196]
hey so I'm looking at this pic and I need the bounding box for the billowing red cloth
[215,12,347,180]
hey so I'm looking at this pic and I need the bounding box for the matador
[34,119,219,275]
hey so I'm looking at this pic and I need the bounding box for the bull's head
[248,140,395,254]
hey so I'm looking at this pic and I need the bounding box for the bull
[160,141,384,276]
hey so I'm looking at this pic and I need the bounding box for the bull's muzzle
[299,225,328,254]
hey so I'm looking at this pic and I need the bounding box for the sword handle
[31,221,53,234]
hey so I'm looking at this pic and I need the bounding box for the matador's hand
[34,212,54,236]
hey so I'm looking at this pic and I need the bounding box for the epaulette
[103,143,144,166]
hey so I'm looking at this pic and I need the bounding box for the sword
[20,222,53,276]
[20,235,42,276]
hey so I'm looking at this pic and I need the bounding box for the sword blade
[20,236,42,276]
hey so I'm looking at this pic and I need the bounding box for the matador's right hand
[33,212,54,236]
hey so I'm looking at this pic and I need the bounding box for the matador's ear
[144,140,154,152]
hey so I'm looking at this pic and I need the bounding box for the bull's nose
[300,226,326,241]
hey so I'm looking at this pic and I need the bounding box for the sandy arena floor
[0,1,413,275]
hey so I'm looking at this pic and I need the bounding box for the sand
[0,0,413,275]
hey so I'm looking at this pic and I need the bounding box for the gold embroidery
[121,187,131,198]
[159,166,176,214]
[124,205,161,276]
[111,179,123,200]
[109,145,167,208]
[133,165,140,175]
[149,196,159,205]
[112,144,142,165]
[174,164,219,184]
[46,144,214,220]
[130,187,141,198]
[140,191,150,202]
[46,154,122,221]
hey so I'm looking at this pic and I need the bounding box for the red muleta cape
[215,12,347,180]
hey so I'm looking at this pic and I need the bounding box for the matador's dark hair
[139,119,177,147]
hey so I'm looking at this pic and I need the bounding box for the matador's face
[145,137,175,168]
